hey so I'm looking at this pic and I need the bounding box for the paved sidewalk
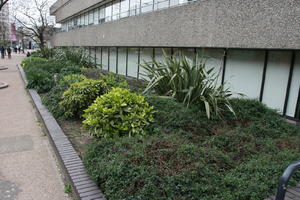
[0,54,70,200]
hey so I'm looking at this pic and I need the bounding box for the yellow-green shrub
[83,88,155,138]
[59,79,107,118]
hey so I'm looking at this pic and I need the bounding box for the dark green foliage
[98,73,128,90]
[31,47,57,59]
[59,79,108,119]
[23,58,81,93]
[42,74,86,119]
[84,97,300,200]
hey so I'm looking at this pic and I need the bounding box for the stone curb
[17,65,106,200]
[0,81,8,89]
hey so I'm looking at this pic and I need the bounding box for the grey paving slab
[0,135,33,154]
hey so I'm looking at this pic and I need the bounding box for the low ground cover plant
[59,79,107,118]
[42,74,87,119]
[83,88,155,138]
[84,97,300,200]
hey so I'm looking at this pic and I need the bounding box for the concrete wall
[51,0,300,49]
[51,0,104,22]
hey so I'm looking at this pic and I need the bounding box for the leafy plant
[31,47,57,59]
[99,72,128,89]
[141,52,236,119]
[21,57,48,68]
[56,48,95,68]
[42,74,86,119]
[60,79,107,118]
[83,88,155,138]
[64,184,72,194]
[26,67,54,93]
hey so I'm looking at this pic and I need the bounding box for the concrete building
[50,0,300,120]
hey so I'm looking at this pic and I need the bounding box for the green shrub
[141,52,236,119]
[42,74,86,119]
[59,79,107,118]
[83,88,155,138]
[56,48,95,68]
[26,68,54,93]
[21,57,48,68]
[99,72,128,89]
[31,48,57,59]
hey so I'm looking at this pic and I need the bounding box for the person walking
[0,46,5,59]
[7,47,12,59]
[18,46,21,54]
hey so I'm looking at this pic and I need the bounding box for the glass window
[76,16,80,27]
[99,7,105,23]
[120,0,129,18]
[90,47,96,66]
[102,47,109,70]
[89,10,94,25]
[127,48,139,77]
[141,0,153,13]
[154,48,171,63]
[105,4,112,22]
[170,0,179,6]
[139,48,153,80]
[94,8,99,24]
[173,48,195,62]
[80,14,84,27]
[112,1,120,21]
[84,13,89,26]
[154,0,169,10]
[179,0,188,4]
[118,48,127,75]
[96,47,102,68]
[109,47,117,73]
[130,0,140,16]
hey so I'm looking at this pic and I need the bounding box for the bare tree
[14,0,55,49]
[0,0,9,11]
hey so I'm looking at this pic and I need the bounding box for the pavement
[0,54,70,200]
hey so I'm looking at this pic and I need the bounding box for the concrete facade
[51,0,300,49]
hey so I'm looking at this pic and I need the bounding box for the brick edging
[17,65,106,200]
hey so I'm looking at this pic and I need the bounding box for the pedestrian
[26,51,31,57]
[18,46,21,54]
[0,46,5,59]
[14,47,17,53]
[7,47,12,59]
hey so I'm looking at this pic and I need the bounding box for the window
[127,48,139,77]
[88,10,94,25]
[112,1,120,20]
[99,7,105,23]
[141,0,153,13]
[84,13,88,26]
[120,0,129,18]
[109,47,117,73]
[139,48,153,80]
[129,0,140,16]
[118,48,127,75]
[80,14,84,27]
[102,47,109,70]
[76,16,80,27]
[96,47,102,68]
[154,48,171,63]
[154,0,169,10]
[105,4,112,22]
[94,8,99,24]
[170,0,179,6]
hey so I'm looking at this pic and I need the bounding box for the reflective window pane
[130,0,140,16]
[102,47,109,70]
[99,7,105,23]
[118,48,127,76]
[120,0,129,18]
[170,0,179,6]
[84,13,88,25]
[154,48,171,63]
[105,4,112,22]
[112,1,120,20]
[128,48,139,77]
[109,47,117,73]
[141,0,153,13]
[96,47,102,68]
[154,0,169,10]
[94,8,99,24]
[89,10,94,25]
[139,48,153,80]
